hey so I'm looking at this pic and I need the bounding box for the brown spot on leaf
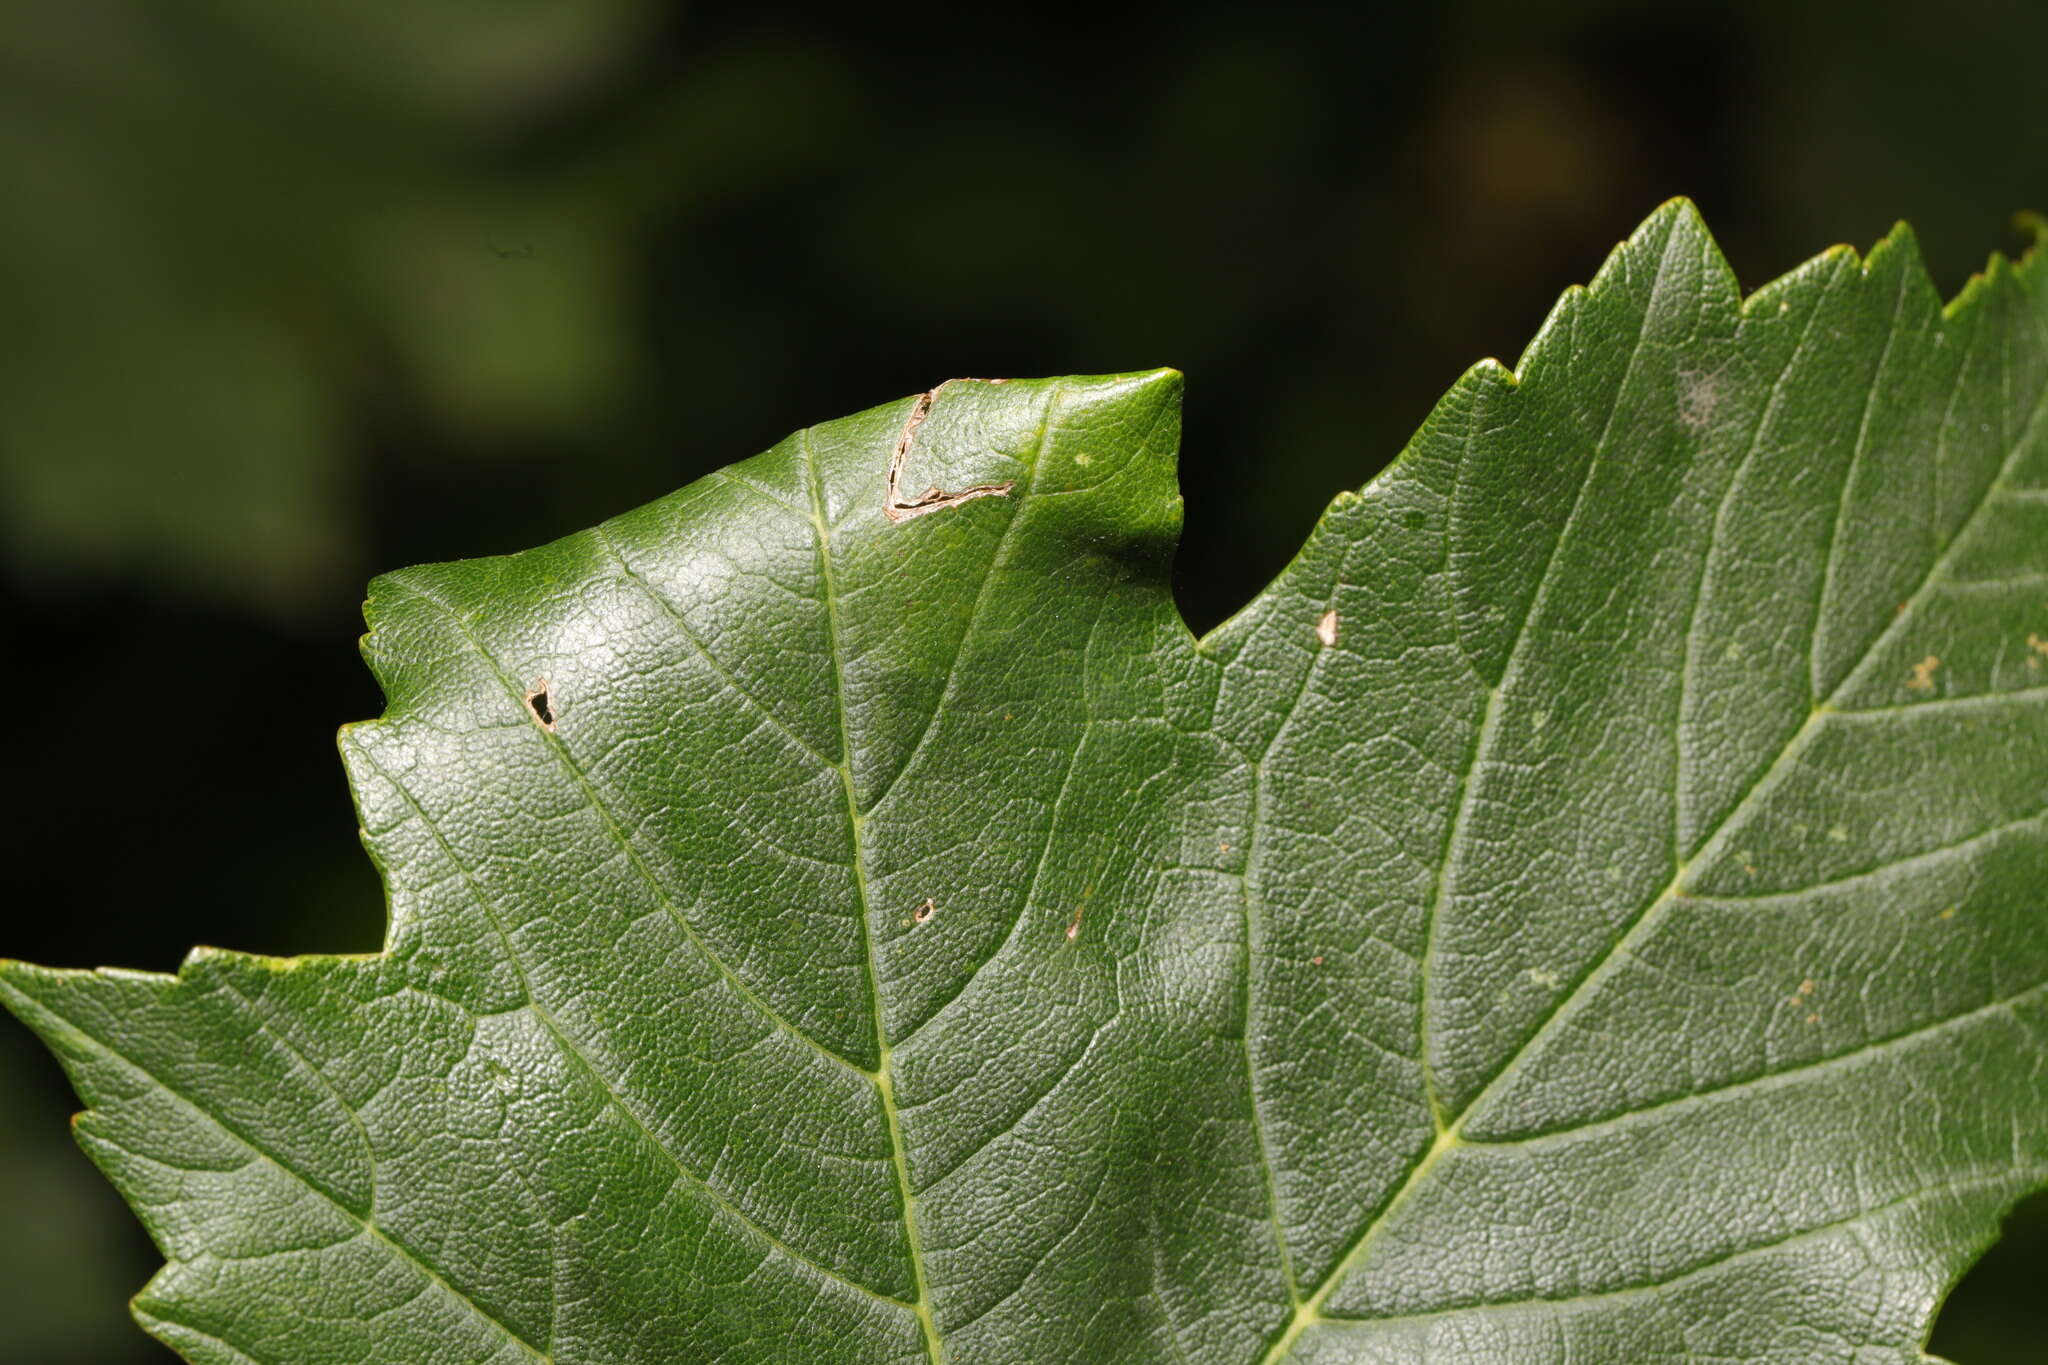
[882,386,1017,523]
[1906,655,1940,692]
[911,898,934,924]
[524,679,556,731]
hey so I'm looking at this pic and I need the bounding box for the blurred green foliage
[0,0,663,606]
[2,1,2042,1359]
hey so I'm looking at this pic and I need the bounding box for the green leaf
[7,200,2047,1363]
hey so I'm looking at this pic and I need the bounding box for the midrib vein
[1418,222,1676,1124]
[1259,252,2048,1363]
[801,428,945,1363]
[388,578,869,1080]
[353,745,916,1314]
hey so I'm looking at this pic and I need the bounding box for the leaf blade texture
[6,200,2047,1363]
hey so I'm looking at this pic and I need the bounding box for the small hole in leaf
[912,898,934,924]
[525,680,556,731]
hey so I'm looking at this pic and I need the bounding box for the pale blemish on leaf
[1907,655,1940,691]
[1676,368,1722,429]
[1315,610,1339,647]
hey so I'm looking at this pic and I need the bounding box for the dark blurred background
[3,1,2044,1359]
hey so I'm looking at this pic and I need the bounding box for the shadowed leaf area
[5,201,2047,1363]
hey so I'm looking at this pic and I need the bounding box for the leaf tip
[1067,366,1185,423]
[1653,194,1709,235]
[1472,355,1520,389]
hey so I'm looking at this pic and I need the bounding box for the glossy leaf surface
[7,201,2048,1363]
